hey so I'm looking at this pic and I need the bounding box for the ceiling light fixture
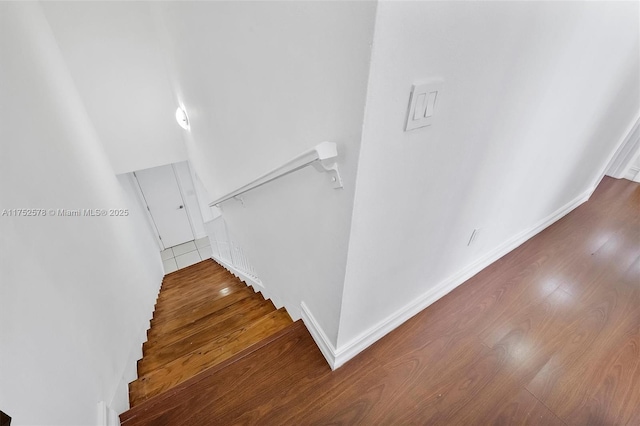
[175,106,190,130]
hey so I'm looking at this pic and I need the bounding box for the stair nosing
[133,309,291,388]
[143,297,272,352]
[137,303,278,375]
[146,290,257,334]
[120,320,305,423]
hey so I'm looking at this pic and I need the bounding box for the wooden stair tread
[120,320,308,425]
[161,262,225,282]
[157,261,234,296]
[143,295,268,353]
[138,301,277,374]
[159,260,226,285]
[128,258,295,410]
[152,280,252,311]
[156,272,233,296]
[130,308,293,406]
[151,282,247,320]
[154,275,242,305]
[146,288,256,337]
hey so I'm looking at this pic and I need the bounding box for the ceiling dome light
[175,107,190,130]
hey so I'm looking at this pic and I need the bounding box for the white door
[135,164,194,249]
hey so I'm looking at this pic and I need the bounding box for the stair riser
[128,259,293,410]
[145,290,257,338]
[130,309,292,406]
[143,296,269,354]
[138,303,276,375]
[153,280,244,311]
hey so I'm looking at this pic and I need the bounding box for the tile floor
[161,237,213,275]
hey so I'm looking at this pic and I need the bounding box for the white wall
[154,1,377,344]
[0,3,163,424]
[338,1,639,349]
[41,1,187,174]
[190,168,218,223]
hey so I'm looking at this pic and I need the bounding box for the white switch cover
[405,80,443,131]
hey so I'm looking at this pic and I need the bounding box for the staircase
[127,259,293,408]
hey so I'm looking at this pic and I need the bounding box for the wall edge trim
[300,302,338,370]
[624,166,640,182]
[97,401,120,426]
[603,113,640,179]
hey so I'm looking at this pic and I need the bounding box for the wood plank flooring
[128,259,293,407]
[121,177,639,425]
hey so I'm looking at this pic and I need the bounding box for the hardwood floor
[121,177,639,425]
[128,259,293,407]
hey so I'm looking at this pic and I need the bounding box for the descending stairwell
[120,320,316,426]
[128,259,293,407]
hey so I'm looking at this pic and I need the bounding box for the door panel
[135,164,194,249]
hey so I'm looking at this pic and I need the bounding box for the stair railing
[209,141,343,207]
[208,215,262,289]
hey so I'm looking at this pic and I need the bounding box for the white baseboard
[305,186,594,370]
[624,166,640,182]
[300,302,339,370]
[604,114,640,180]
[97,401,120,426]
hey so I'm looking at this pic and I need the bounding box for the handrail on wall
[209,141,343,207]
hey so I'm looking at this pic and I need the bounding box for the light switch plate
[405,80,443,131]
